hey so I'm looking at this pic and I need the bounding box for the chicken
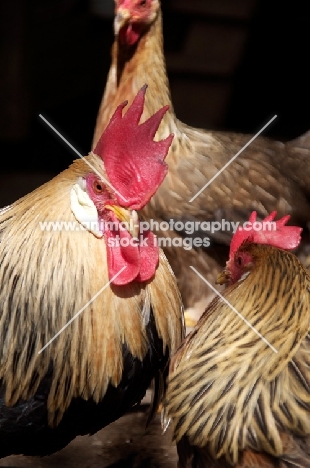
[163,211,310,467]
[92,0,310,325]
[0,86,184,458]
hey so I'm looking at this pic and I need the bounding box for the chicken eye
[235,254,243,268]
[93,180,104,194]
[138,0,147,7]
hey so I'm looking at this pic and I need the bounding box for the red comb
[93,84,173,210]
[229,211,302,260]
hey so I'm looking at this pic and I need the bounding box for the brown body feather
[0,153,184,455]
[92,1,310,317]
[164,244,310,467]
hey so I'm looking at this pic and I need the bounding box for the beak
[215,269,231,285]
[105,205,139,238]
[114,8,131,35]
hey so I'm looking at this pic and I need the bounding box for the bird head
[216,211,302,285]
[114,0,160,45]
[71,84,173,285]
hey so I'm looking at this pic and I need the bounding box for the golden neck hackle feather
[0,153,183,427]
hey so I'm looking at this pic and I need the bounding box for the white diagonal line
[190,266,278,353]
[38,266,126,354]
[39,114,128,203]
[189,115,277,202]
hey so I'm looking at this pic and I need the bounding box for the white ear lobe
[70,184,104,238]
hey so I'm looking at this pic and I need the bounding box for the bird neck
[95,9,178,145]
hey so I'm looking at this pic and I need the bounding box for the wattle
[105,221,159,285]
[135,230,159,282]
[119,24,140,46]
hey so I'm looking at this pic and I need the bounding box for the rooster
[0,86,184,458]
[163,211,310,467]
[92,0,310,326]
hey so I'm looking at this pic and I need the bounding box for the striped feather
[164,244,310,465]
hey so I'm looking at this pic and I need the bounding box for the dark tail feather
[145,371,165,428]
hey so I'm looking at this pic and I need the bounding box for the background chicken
[163,211,310,467]
[92,0,310,325]
[0,86,184,458]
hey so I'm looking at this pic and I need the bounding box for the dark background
[0,0,310,204]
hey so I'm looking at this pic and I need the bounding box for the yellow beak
[215,269,230,285]
[105,205,139,238]
[114,8,131,35]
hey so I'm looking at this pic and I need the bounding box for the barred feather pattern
[164,244,310,466]
[0,154,184,427]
